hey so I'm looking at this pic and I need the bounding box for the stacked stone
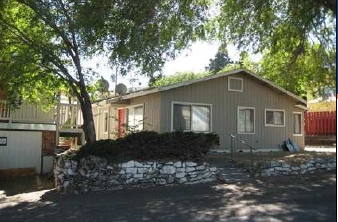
[54,153,218,193]
[253,157,336,177]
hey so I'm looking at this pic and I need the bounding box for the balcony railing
[58,103,83,130]
[0,100,55,123]
[0,100,83,132]
[0,100,9,119]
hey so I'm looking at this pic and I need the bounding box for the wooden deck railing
[58,103,83,130]
[0,100,55,123]
[0,100,83,131]
[0,100,10,119]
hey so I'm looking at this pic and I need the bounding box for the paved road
[0,172,336,222]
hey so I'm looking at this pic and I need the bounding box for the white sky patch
[162,41,220,75]
[86,41,262,90]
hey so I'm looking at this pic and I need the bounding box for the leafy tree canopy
[216,0,336,97]
[259,44,336,99]
[0,0,211,143]
[217,0,336,55]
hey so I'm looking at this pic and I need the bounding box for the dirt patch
[0,175,54,197]
[213,151,336,165]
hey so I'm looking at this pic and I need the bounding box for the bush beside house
[54,131,220,193]
[75,131,220,162]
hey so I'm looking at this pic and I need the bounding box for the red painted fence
[304,111,336,135]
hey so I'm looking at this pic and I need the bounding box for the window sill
[228,89,243,92]
[265,124,285,127]
[172,129,211,133]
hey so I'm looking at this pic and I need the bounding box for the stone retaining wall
[252,157,336,177]
[54,154,218,193]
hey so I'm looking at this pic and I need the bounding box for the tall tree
[0,0,210,143]
[259,44,336,98]
[216,0,336,94]
[206,45,233,74]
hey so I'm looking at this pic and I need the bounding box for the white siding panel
[0,131,42,173]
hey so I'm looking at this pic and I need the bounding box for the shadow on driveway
[0,175,54,197]
[0,172,336,222]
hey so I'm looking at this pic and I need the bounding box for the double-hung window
[265,109,285,127]
[237,107,255,134]
[172,103,211,132]
[127,105,144,131]
[293,112,302,135]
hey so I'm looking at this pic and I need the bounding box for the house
[0,68,307,176]
[92,69,307,152]
[0,91,84,176]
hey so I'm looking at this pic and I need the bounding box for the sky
[87,41,261,91]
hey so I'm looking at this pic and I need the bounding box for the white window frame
[265,109,286,127]
[126,104,144,131]
[103,111,109,133]
[171,101,212,132]
[293,112,303,136]
[228,77,243,92]
[237,106,255,134]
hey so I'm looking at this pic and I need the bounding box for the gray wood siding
[160,72,305,151]
[93,104,118,140]
[129,93,161,132]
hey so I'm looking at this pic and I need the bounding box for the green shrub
[75,131,219,162]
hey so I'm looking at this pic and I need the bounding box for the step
[217,165,252,183]
[219,173,251,180]
[220,177,252,183]
[218,167,248,173]
[219,171,251,177]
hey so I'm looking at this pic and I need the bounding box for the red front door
[118,109,126,138]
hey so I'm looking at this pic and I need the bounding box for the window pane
[192,106,210,132]
[266,111,274,124]
[245,109,254,132]
[238,109,246,133]
[229,78,242,91]
[127,106,144,131]
[238,108,254,133]
[274,111,284,125]
[134,106,144,130]
[266,110,284,125]
[173,105,191,131]
[294,114,301,134]
[127,108,134,128]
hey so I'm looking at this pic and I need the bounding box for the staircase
[209,154,252,183]
[217,160,252,183]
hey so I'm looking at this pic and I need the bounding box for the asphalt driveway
[0,172,336,222]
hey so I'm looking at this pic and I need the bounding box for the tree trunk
[77,87,96,144]
[80,100,96,144]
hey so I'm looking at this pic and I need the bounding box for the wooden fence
[304,111,336,135]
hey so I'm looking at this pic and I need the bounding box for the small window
[265,109,285,127]
[237,107,255,134]
[293,112,302,135]
[228,77,243,92]
[127,105,144,131]
[172,103,211,132]
[103,111,108,133]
